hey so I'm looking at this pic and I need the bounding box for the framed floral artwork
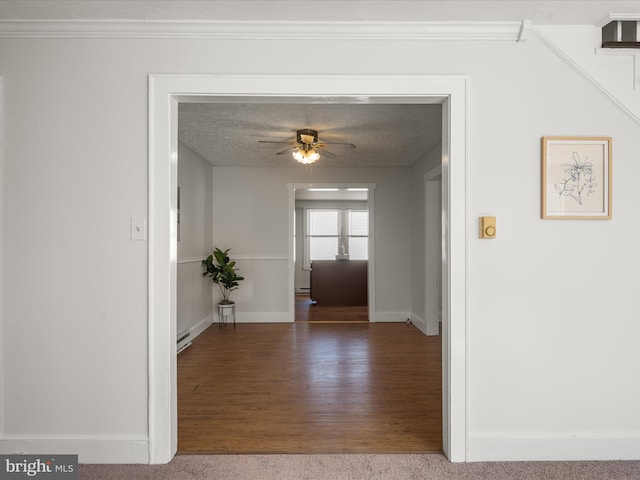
[541,136,612,220]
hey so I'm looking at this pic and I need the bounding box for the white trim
[177,257,203,264]
[290,183,377,189]
[0,19,523,41]
[288,186,296,323]
[367,188,377,322]
[596,48,640,55]
[373,312,413,323]
[425,165,443,182]
[149,74,468,464]
[0,75,4,436]
[289,182,377,323]
[424,170,442,337]
[411,313,428,335]
[181,314,214,342]
[0,436,149,464]
[618,21,623,42]
[179,255,288,264]
[517,20,532,42]
[469,433,640,461]
[148,76,178,465]
[595,48,640,91]
[444,81,470,463]
[232,254,289,261]
[595,14,640,28]
[532,26,640,125]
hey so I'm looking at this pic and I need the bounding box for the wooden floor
[178,309,442,454]
[295,294,369,323]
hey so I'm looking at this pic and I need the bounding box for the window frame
[345,209,369,260]
[303,207,369,269]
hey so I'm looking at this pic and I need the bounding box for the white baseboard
[469,433,640,461]
[411,313,428,334]
[189,313,213,338]
[177,314,214,352]
[373,311,412,323]
[410,313,440,336]
[0,435,149,463]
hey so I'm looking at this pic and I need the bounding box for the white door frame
[424,166,443,336]
[148,74,468,463]
[288,183,376,322]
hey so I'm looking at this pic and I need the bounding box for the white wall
[1,15,639,463]
[411,144,442,333]
[211,167,412,320]
[177,142,213,336]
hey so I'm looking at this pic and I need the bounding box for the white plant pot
[217,302,236,327]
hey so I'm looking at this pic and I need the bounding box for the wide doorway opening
[149,74,468,463]
[175,99,441,453]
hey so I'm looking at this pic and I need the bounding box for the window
[305,208,368,269]
[307,210,339,262]
[347,210,369,260]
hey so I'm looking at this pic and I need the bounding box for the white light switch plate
[131,217,147,241]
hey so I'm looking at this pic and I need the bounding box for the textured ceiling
[178,102,442,168]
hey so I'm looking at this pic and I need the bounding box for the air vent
[602,21,640,48]
[177,331,192,354]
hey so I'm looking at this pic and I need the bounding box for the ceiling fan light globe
[293,149,320,164]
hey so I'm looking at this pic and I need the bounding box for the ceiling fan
[258,128,356,164]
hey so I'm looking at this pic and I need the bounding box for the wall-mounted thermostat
[480,216,496,239]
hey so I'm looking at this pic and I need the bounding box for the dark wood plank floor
[178,315,442,454]
[295,294,369,322]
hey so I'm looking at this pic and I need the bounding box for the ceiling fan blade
[318,142,356,149]
[258,140,295,145]
[259,130,353,160]
[319,148,337,158]
[275,146,297,155]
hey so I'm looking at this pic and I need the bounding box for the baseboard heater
[177,331,192,354]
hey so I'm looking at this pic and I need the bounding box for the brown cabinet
[310,260,368,306]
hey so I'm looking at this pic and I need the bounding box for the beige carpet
[80,454,640,479]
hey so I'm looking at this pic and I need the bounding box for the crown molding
[595,14,640,28]
[0,19,524,41]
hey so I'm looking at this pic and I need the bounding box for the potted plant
[202,247,245,305]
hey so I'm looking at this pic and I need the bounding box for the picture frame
[541,136,612,220]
